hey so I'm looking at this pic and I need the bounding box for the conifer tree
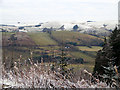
[101,57,120,87]
[109,27,120,72]
[73,25,79,31]
[51,41,73,79]
[93,37,113,75]
[93,27,120,77]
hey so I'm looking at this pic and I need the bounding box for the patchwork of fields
[2,31,103,72]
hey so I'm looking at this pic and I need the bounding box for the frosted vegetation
[1,59,109,88]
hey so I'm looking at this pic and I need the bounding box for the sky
[0,0,119,24]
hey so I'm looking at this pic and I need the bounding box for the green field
[77,46,102,51]
[70,51,95,64]
[3,47,30,59]
[2,32,15,35]
[28,32,58,46]
[68,64,95,72]
[51,31,103,46]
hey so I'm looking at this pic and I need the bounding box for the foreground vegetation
[2,60,109,88]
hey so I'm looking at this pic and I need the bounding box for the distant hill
[40,20,117,33]
[1,20,117,36]
[2,31,104,47]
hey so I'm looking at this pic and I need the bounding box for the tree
[51,42,74,79]
[59,49,68,75]
[93,37,113,75]
[73,25,79,31]
[109,27,120,72]
[101,57,120,87]
[93,27,120,76]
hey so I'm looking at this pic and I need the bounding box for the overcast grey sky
[0,0,119,24]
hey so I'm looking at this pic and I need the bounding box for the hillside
[2,32,36,46]
[28,32,58,46]
[51,31,103,46]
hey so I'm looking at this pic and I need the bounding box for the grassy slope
[2,47,30,63]
[2,32,15,36]
[70,51,95,64]
[2,32,31,62]
[69,51,96,72]
[51,31,103,46]
[28,32,58,46]
[77,46,102,51]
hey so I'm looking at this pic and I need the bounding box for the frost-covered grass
[1,60,110,89]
